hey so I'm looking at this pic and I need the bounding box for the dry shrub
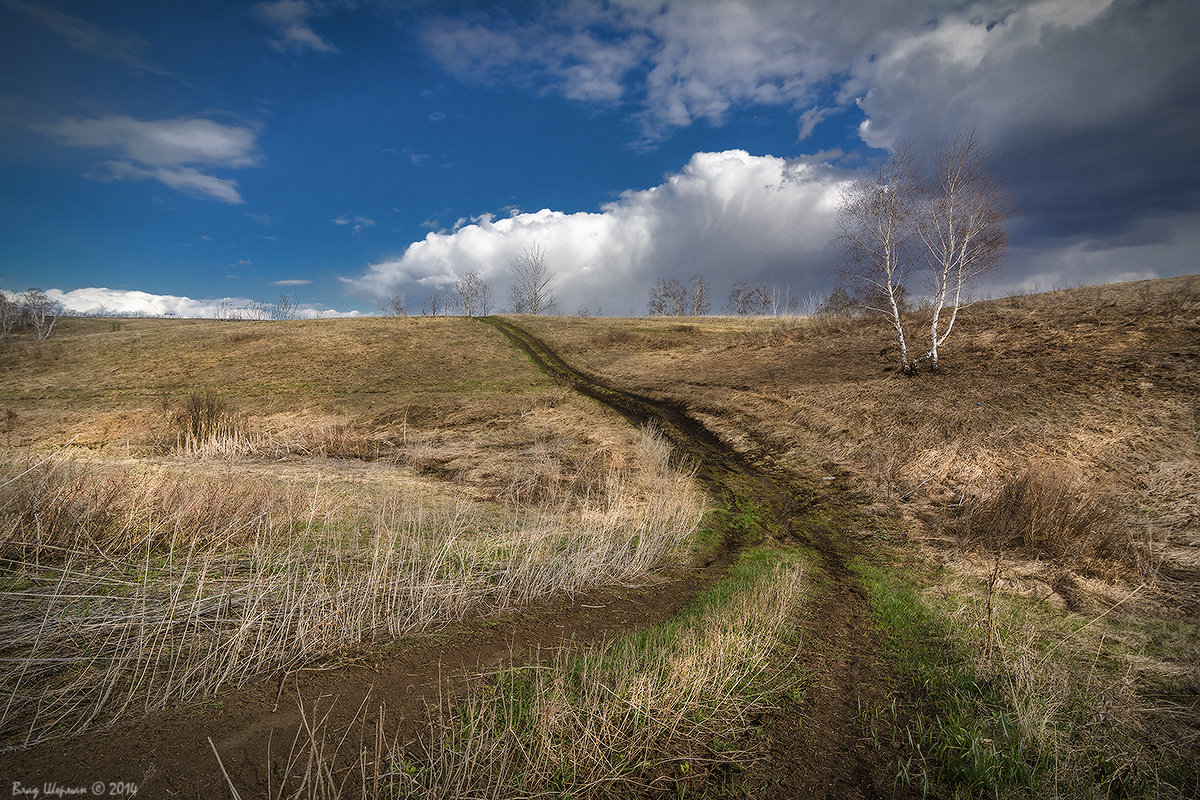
[956,463,1132,574]
[167,390,250,455]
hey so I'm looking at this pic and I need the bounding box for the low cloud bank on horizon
[1,287,363,320]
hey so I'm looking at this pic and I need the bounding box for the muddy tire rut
[2,318,909,798]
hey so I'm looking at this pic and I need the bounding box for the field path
[483,316,912,798]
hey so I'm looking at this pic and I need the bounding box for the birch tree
[915,133,1012,369]
[0,293,19,341]
[835,150,919,372]
[688,275,711,315]
[835,138,1010,372]
[22,289,62,342]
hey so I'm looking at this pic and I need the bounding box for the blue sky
[2,0,1197,317]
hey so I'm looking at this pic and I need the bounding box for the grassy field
[1,276,1197,797]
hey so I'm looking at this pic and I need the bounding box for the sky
[1,0,1197,318]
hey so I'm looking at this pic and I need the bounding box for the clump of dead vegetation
[951,463,1133,577]
[158,390,386,460]
[167,390,247,454]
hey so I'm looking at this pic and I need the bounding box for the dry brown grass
[0,424,704,747]
[0,316,563,454]
[950,463,1133,577]
[0,314,711,747]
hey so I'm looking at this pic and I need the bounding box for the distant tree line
[378,244,556,318]
[644,276,803,317]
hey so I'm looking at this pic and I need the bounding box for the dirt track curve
[483,316,913,799]
[1,317,910,799]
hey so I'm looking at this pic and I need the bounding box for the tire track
[483,316,913,798]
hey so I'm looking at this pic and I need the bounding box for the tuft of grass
[169,390,248,455]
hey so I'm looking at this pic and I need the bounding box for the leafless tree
[835,148,920,371]
[454,272,493,316]
[255,292,300,321]
[378,293,408,317]
[243,301,271,321]
[648,278,687,315]
[688,275,711,316]
[508,244,557,314]
[727,281,771,316]
[22,289,62,341]
[276,292,302,320]
[647,281,665,315]
[914,132,1012,369]
[0,293,19,341]
[816,286,858,319]
[421,287,448,316]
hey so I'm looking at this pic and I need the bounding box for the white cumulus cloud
[350,149,849,313]
[418,0,1200,286]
